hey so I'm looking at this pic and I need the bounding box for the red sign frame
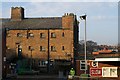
[90,68,102,77]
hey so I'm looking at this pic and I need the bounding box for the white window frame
[40,46,46,52]
[51,33,56,38]
[3,57,6,62]
[80,60,87,70]
[28,33,34,37]
[51,46,56,51]
[17,33,22,37]
[102,67,118,77]
[40,33,45,38]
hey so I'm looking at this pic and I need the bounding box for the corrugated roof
[2,17,62,29]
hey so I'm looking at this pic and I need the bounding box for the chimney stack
[11,7,24,21]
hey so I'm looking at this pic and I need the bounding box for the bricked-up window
[80,61,87,70]
[28,33,34,37]
[51,46,56,51]
[40,33,45,38]
[62,46,65,50]
[40,46,46,51]
[17,33,22,37]
[51,33,56,38]
[62,32,65,37]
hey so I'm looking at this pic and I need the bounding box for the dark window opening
[17,33,22,37]
[62,46,65,50]
[40,46,46,51]
[40,33,45,38]
[62,32,64,37]
[51,46,56,51]
[51,33,56,38]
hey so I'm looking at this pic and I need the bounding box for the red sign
[90,68,102,77]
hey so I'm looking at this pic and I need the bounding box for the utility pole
[80,14,87,74]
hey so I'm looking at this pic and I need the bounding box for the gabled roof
[1,17,62,29]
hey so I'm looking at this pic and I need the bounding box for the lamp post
[80,14,87,74]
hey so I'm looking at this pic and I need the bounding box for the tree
[78,40,98,53]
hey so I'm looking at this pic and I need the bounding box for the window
[80,61,87,70]
[51,46,56,51]
[3,57,6,62]
[6,31,10,37]
[92,61,98,67]
[102,67,117,77]
[51,33,56,38]
[62,46,65,50]
[40,46,46,51]
[6,46,10,49]
[17,33,22,37]
[6,28,10,37]
[62,32,64,37]
[38,61,47,67]
[28,33,34,37]
[28,46,34,51]
[28,46,31,50]
[40,33,45,38]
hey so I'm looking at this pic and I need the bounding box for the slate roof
[1,17,62,29]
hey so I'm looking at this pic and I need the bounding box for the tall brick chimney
[11,7,24,21]
[62,13,75,29]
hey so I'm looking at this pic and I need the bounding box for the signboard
[90,68,102,77]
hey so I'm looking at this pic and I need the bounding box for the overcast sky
[1,1,119,45]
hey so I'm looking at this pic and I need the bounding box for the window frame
[28,46,34,51]
[51,46,56,52]
[38,61,47,67]
[28,33,34,37]
[51,32,56,38]
[40,33,45,38]
[40,46,46,52]
[17,33,22,37]
[80,60,87,70]
[6,30,10,37]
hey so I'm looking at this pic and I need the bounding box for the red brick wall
[62,14,74,30]
[11,7,24,21]
[6,29,73,60]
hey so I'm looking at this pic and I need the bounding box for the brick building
[1,7,79,77]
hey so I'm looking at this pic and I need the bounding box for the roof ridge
[25,17,62,19]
